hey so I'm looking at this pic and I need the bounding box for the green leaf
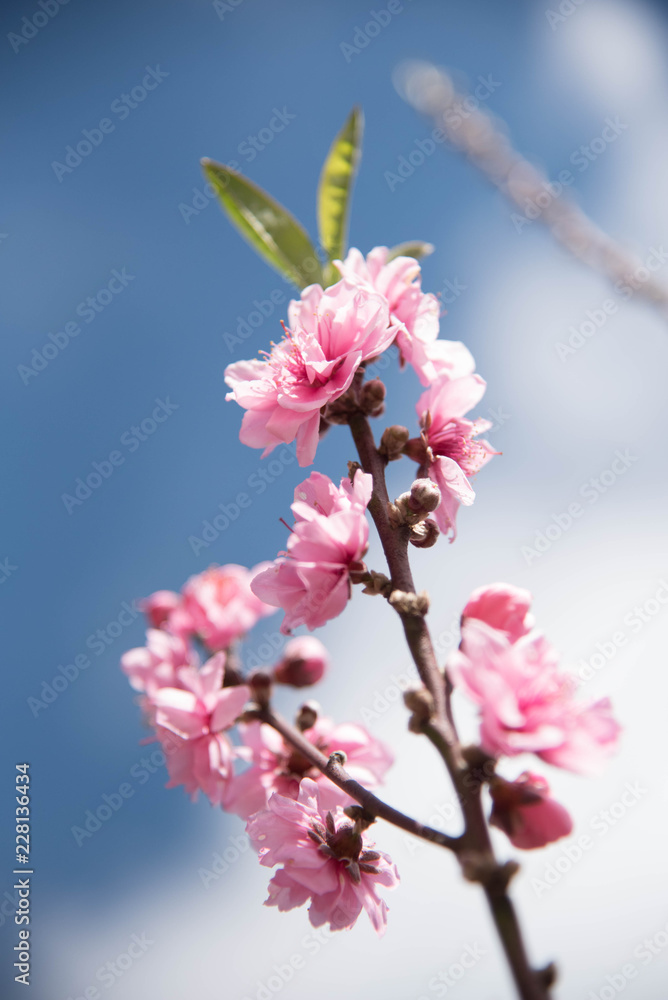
[386,241,435,263]
[317,106,364,272]
[202,159,324,289]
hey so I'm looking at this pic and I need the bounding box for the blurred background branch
[394,60,668,317]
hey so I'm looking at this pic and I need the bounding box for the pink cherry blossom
[141,590,181,629]
[150,653,251,805]
[335,246,475,385]
[272,636,329,688]
[168,564,276,652]
[225,278,400,466]
[291,469,372,522]
[410,374,497,540]
[247,777,399,934]
[449,619,621,775]
[120,628,193,696]
[489,772,573,849]
[250,471,372,634]
[225,716,393,818]
[462,583,534,642]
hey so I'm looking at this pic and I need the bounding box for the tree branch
[256,706,462,853]
[347,411,552,1000]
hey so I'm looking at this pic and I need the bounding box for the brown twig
[347,411,552,1000]
[255,705,461,853]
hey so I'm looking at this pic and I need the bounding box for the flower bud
[389,479,441,528]
[409,518,440,548]
[389,589,430,616]
[404,687,435,718]
[248,670,272,708]
[408,478,441,514]
[295,700,320,731]
[403,436,430,464]
[404,687,435,731]
[489,773,573,850]
[462,583,533,642]
[360,378,386,417]
[273,636,329,688]
[140,590,180,628]
[379,425,410,462]
[361,570,392,597]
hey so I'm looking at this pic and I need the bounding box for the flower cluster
[226,248,494,541]
[120,561,396,932]
[447,583,621,848]
[225,278,401,466]
[251,469,373,633]
[142,562,276,651]
[248,778,399,935]
[119,226,623,953]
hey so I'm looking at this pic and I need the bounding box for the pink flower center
[428,418,490,476]
[307,815,382,884]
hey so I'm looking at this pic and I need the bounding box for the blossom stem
[256,706,462,853]
[348,413,454,740]
[347,411,551,1000]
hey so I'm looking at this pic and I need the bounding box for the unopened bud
[222,664,245,687]
[361,570,392,596]
[389,589,430,616]
[248,670,272,707]
[343,804,376,829]
[389,479,441,528]
[273,636,329,688]
[404,436,430,464]
[536,964,558,989]
[379,425,410,461]
[348,561,369,585]
[409,518,440,548]
[295,700,320,731]
[325,397,356,424]
[141,590,180,628]
[360,378,386,417]
[460,854,518,888]
[409,478,441,514]
[404,687,435,731]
